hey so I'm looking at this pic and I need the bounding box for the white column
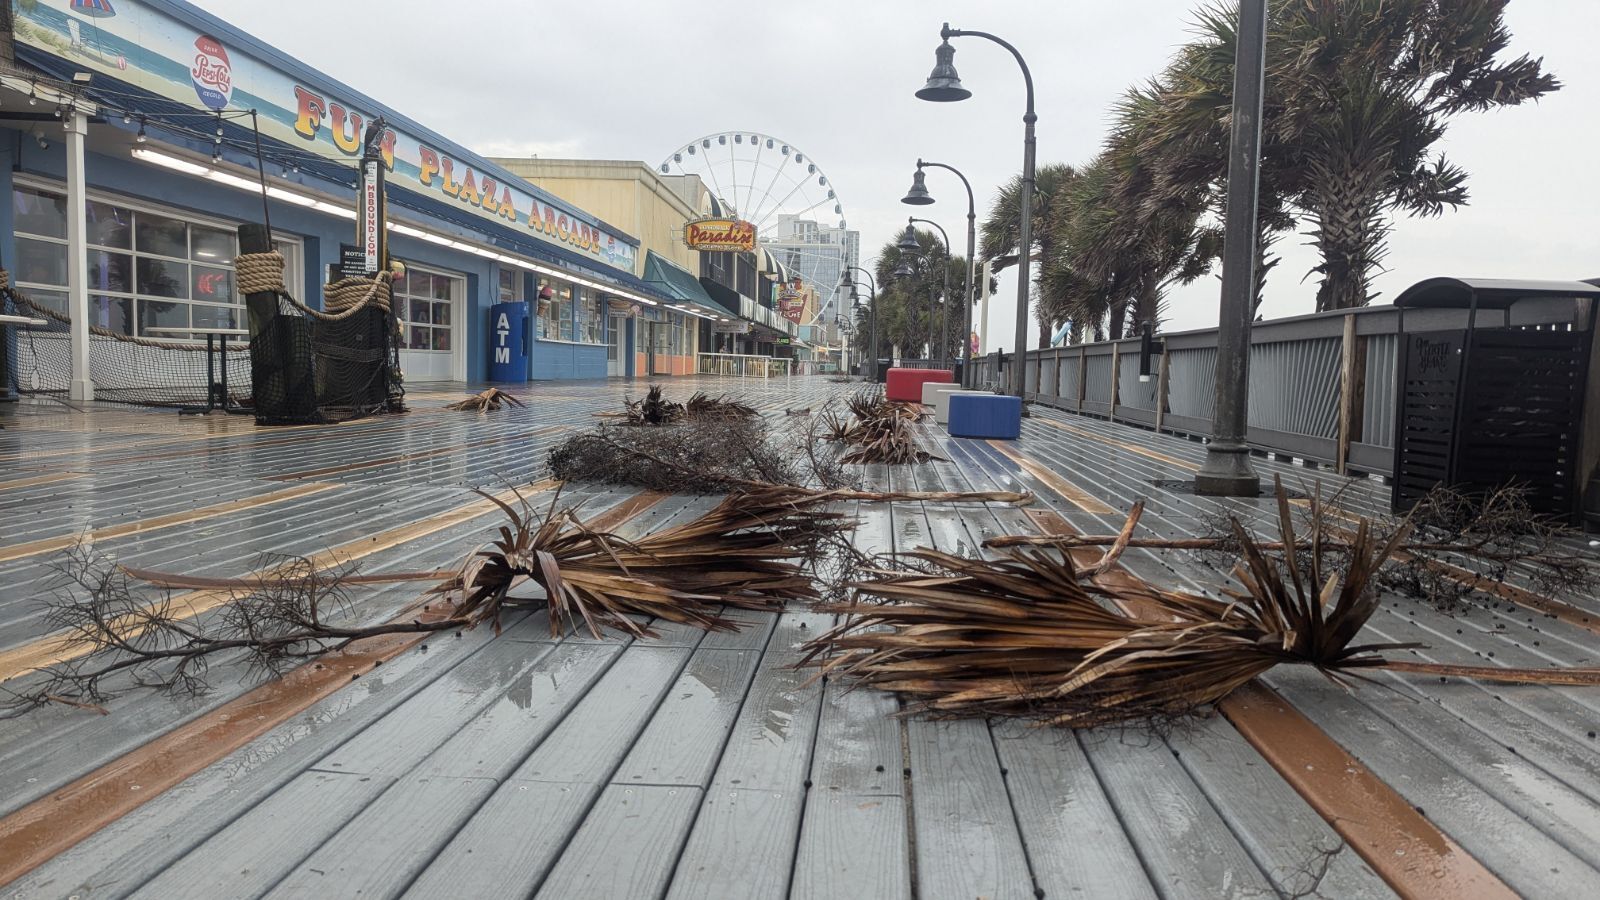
[65,110,93,402]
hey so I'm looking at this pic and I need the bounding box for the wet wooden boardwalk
[2,376,1598,898]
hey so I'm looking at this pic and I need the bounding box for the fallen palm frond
[822,389,939,465]
[550,422,1030,506]
[5,485,854,717]
[985,483,1598,610]
[444,387,526,412]
[617,384,684,425]
[685,391,758,421]
[437,484,849,639]
[806,484,1600,728]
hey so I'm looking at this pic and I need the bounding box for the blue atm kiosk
[487,302,528,382]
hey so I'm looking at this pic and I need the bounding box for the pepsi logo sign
[190,35,233,110]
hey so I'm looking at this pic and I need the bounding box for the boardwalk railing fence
[967,299,1594,478]
[696,352,792,378]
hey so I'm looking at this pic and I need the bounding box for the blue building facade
[2,0,716,388]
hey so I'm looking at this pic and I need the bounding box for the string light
[27,83,38,106]
[135,117,147,143]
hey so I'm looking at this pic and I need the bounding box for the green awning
[643,251,735,318]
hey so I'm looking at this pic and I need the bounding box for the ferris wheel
[660,132,851,324]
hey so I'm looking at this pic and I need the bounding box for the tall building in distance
[762,214,859,331]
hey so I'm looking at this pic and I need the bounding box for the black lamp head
[892,259,915,279]
[850,284,861,304]
[916,36,971,102]
[897,223,920,252]
[901,167,934,205]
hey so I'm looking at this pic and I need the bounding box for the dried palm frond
[620,384,684,426]
[444,387,526,412]
[435,485,853,639]
[807,486,1600,728]
[823,389,940,465]
[685,392,758,421]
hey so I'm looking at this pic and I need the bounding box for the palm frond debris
[444,387,526,412]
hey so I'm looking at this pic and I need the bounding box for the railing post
[1076,346,1088,413]
[1109,341,1122,420]
[1337,313,1367,474]
[1052,349,1063,405]
[1155,344,1171,433]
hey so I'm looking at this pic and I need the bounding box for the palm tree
[980,163,1079,347]
[1137,0,1557,311]
[872,230,966,361]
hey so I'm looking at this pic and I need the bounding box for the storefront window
[393,264,459,352]
[498,268,522,303]
[9,184,290,338]
[577,292,604,344]
[537,276,573,340]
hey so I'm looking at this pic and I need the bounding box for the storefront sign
[360,160,382,273]
[714,320,751,334]
[15,0,639,274]
[685,217,756,253]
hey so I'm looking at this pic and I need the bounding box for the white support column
[65,110,93,402]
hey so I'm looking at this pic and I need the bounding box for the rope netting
[1,254,405,425]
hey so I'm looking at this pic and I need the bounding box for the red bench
[885,367,954,403]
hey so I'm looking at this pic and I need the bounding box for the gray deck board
[532,783,703,900]
[905,717,1036,900]
[126,769,395,900]
[6,377,1600,900]
[262,774,498,900]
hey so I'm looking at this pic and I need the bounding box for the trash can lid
[1394,277,1600,310]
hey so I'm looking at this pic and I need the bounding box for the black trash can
[875,358,892,384]
[1391,277,1600,522]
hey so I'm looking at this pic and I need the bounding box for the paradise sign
[685,218,756,253]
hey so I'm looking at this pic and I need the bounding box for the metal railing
[966,299,1589,476]
[696,352,793,378]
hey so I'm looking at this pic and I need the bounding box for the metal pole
[1193,0,1266,496]
[65,110,93,402]
[910,216,952,368]
[914,161,978,386]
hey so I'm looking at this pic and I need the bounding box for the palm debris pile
[606,385,757,426]
[821,389,939,465]
[6,485,851,715]
[443,387,526,412]
[802,481,1600,727]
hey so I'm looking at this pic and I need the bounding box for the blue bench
[947,393,1022,440]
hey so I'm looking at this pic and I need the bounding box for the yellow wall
[488,159,705,276]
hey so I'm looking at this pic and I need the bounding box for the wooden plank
[126,770,395,900]
[905,717,1034,900]
[789,793,910,900]
[1166,717,1395,898]
[312,640,559,777]
[532,784,702,900]
[1338,312,1357,473]
[1080,732,1278,896]
[6,617,519,897]
[264,774,499,899]
[511,645,698,785]
[611,649,764,788]
[401,780,597,900]
[807,678,902,795]
[665,614,829,899]
[414,641,621,780]
[990,721,1157,899]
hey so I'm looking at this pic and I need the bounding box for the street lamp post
[891,240,938,363]
[905,216,952,368]
[903,159,977,388]
[1193,0,1267,497]
[918,21,1035,398]
[842,266,878,381]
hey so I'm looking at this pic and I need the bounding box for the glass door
[607,314,625,376]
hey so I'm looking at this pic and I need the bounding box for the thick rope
[235,251,391,322]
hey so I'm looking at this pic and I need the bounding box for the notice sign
[339,243,367,279]
[361,159,382,274]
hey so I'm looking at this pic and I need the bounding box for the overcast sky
[207,0,1599,343]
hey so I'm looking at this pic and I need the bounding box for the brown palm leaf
[807,485,1600,728]
[444,387,526,412]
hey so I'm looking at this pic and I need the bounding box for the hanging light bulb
[35,131,49,150]
[135,118,147,143]
[122,112,133,125]
[28,84,38,106]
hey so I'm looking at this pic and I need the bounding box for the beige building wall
[488,159,709,277]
